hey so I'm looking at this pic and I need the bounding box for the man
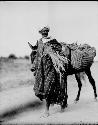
[29,26,68,116]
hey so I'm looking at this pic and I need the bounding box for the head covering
[39,26,50,34]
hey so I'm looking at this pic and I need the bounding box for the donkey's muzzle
[31,67,35,72]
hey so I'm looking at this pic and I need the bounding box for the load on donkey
[61,42,97,102]
[28,27,97,117]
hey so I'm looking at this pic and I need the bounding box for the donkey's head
[28,42,38,72]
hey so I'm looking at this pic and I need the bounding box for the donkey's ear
[28,42,37,50]
[28,42,34,50]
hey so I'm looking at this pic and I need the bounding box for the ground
[0,58,98,124]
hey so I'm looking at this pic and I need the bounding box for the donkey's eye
[30,51,37,64]
[33,51,37,55]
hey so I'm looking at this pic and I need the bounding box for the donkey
[28,41,97,116]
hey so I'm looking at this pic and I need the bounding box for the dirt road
[0,62,98,124]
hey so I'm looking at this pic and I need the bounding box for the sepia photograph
[0,1,98,124]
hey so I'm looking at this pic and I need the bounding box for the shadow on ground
[0,99,44,123]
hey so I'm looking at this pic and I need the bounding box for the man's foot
[40,112,50,118]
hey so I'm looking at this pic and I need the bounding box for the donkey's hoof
[61,108,65,113]
[94,97,98,102]
[61,104,67,113]
[74,99,79,104]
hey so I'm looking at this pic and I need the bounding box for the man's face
[42,30,48,37]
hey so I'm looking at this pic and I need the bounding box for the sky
[0,1,98,60]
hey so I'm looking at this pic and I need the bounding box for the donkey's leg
[61,73,68,111]
[64,75,68,108]
[85,68,97,100]
[75,73,82,102]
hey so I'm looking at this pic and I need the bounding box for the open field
[0,58,34,91]
[0,58,98,124]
